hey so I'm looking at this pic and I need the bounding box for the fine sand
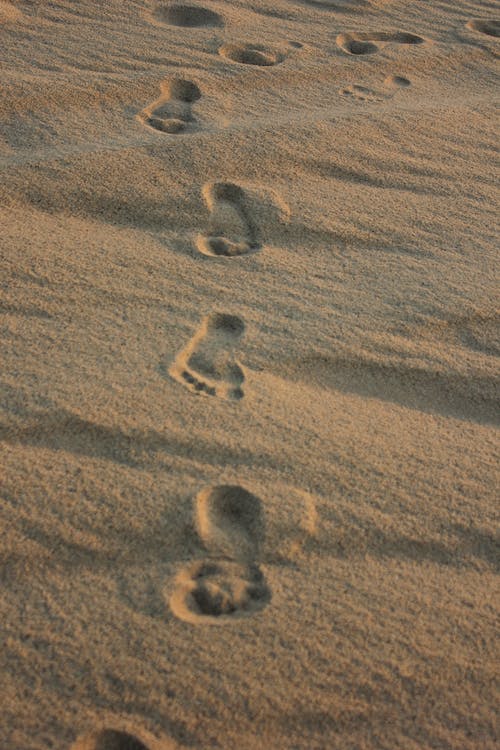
[1,1,499,749]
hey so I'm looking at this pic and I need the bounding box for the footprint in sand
[336,30,424,56]
[339,84,384,103]
[340,75,410,102]
[466,20,500,38]
[168,313,245,400]
[152,3,223,28]
[218,42,284,67]
[169,485,271,625]
[71,727,171,750]
[138,78,201,134]
[196,182,259,257]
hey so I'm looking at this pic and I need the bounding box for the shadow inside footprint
[153,3,223,27]
[466,19,500,37]
[197,182,259,257]
[337,30,424,56]
[219,43,284,66]
[196,485,264,561]
[138,78,201,134]
[169,312,246,400]
[71,729,150,750]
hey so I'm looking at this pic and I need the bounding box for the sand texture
[1,1,499,748]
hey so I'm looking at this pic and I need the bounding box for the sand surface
[1,1,499,748]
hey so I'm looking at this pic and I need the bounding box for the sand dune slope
[1,1,499,749]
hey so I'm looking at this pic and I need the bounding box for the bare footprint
[138,78,201,134]
[218,42,284,66]
[337,31,424,56]
[339,84,383,102]
[196,485,264,562]
[152,3,223,28]
[71,728,167,750]
[466,20,500,38]
[168,313,245,400]
[169,485,270,625]
[340,75,410,103]
[196,182,259,257]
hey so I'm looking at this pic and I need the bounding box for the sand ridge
[1,0,499,748]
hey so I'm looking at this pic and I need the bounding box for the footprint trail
[168,313,246,400]
[138,78,201,134]
[196,182,259,257]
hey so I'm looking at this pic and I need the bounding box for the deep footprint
[196,182,259,257]
[337,30,424,56]
[466,19,500,37]
[196,485,264,561]
[169,313,245,400]
[169,560,270,624]
[153,3,223,27]
[138,78,201,134]
[71,729,151,750]
[219,43,283,66]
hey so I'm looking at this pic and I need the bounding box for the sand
[0,1,499,748]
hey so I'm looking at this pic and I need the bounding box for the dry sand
[1,1,499,748]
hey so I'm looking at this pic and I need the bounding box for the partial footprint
[168,313,245,400]
[337,31,424,56]
[466,20,500,38]
[384,74,411,89]
[196,182,259,257]
[138,78,201,134]
[340,76,410,103]
[218,42,283,67]
[169,485,270,625]
[152,3,223,28]
[71,727,173,750]
[339,84,383,102]
[196,485,264,562]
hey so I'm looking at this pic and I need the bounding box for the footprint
[196,485,264,562]
[152,3,223,28]
[384,74,411,88]
[466,20,500,38]
[339,84,383,102]
[340,76,410,103]
[196,182,259,257]
[169,485,270,625]
[71,728,152,750]
[218,43,284,67]
[138,78,201,134]
[168,313,245,400]
[337,31,424,56]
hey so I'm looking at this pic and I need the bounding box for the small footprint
[168,312,245,400]
[196,182,259,257]
[152,3,223,28]
[339,84,383,102]
[384,74,411,88]
[340,75,410,103]
[71,729,172,750]
[337,31,424,56]
[218,42,284,67]
[138,78,201,134]
[466,20,500,38]
[169,486,270,625]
